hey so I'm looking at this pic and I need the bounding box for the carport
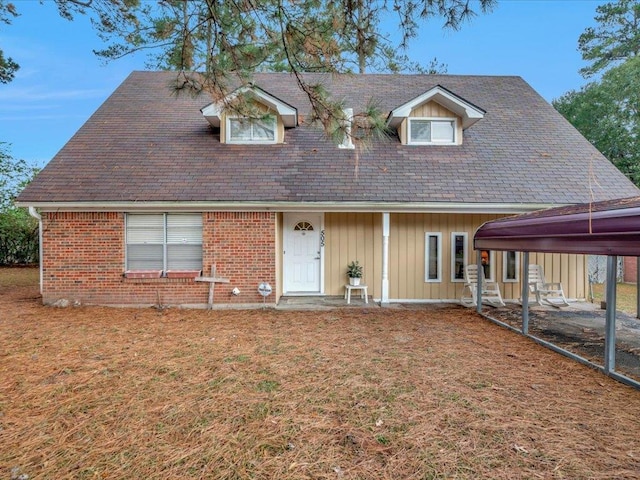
[474,196,640,389]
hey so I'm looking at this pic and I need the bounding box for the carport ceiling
[474,196,640,256]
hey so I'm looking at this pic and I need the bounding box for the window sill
[166,270,202,279]
[123,270,202,283]
[124,270,163,279]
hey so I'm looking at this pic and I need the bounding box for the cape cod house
[16,71,640,307]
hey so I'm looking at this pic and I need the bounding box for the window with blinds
[126,214,202,273]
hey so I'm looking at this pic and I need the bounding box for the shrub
[0,208,38,265]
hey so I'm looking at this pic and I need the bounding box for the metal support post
[521,252,530,335]
[476,249,483,313]
[604,255,618,373]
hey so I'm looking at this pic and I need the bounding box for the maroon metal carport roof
[474,196,640,256]
[473,195,640,389]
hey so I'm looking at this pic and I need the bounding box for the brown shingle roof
[17,71,640,206]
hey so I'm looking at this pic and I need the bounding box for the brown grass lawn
[2,268,640,479]
[591,282,638,316]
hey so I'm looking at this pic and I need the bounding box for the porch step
[277,295,376,310]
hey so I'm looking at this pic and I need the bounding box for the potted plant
[347,260,363,286]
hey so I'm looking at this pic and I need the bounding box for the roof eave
[16,200,557,215]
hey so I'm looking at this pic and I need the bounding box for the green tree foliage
[0,208,39,264]
[87,0,494,137]
[0,143,39,210]
[578,0,640,78]
[0,1,19,83]
[554,0,640,187]
[553,57,640,186]
[88,0,493,74]
[0,144,39,264]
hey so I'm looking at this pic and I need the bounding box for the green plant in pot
[347,260,363,286]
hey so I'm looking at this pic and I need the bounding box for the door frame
[282,212,324,295]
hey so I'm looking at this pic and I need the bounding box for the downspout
[28,206,43,295]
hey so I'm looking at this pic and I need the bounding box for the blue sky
[1,0,604,167]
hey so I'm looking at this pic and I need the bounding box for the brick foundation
[41,211,276,307]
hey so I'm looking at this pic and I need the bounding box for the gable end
[387,85,485,134]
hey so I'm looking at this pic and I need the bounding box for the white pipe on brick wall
[28,207,43,295]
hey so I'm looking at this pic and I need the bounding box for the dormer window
[201,85,297,145]
[387,85,485,146]
[409,118,456,145]
[227,116,276,144]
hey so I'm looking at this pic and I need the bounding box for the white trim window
[425,232,442,282]
[451,232,468,282]
[503,251,520,283]
[480,249,495,282]
[227,116,276,144]
[409,118,456,145]
[126,213,203,273]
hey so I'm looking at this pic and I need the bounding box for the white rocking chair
[461,264,505,308]
[527,264,569,308]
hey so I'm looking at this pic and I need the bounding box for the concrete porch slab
[277,295,378,310]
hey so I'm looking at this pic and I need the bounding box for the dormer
[386,85,485,146]
[201,85,297,144]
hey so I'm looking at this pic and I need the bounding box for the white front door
[283,213,322,293]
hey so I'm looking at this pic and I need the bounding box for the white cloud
[0,86,107,103]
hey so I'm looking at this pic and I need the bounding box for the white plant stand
[344,284,368,304]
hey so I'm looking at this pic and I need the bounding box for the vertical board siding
[387,213,587,301]
[410,101,451,117]
[324,213,382,298]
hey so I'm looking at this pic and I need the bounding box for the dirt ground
[488,303,640,381]
[3,269,640,479]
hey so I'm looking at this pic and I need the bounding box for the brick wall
[42,211,276,306]
[205,212,276,304]
[624,256,638,283]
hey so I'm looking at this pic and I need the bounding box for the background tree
[578,0,640,78]
[0,1,19,83]
[0,144,39,264]
[554,0,640,187]
[86,0,494,137]
[0,144,39,210]
[554,57,640,185]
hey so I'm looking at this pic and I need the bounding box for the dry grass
[591,282,638,315]
[2,268,640,479]
[0,266,38,288]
